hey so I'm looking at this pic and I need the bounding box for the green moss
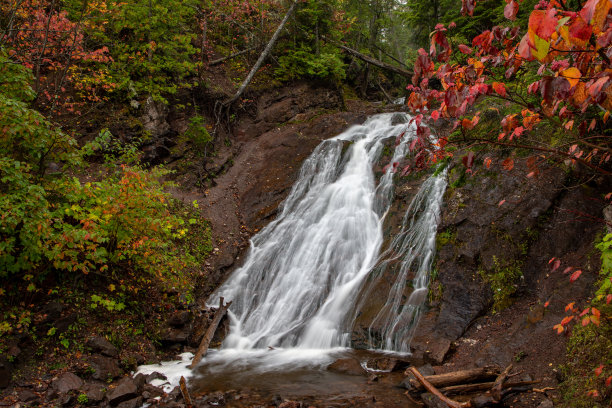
[479,256,523,313]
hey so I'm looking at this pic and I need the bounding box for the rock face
[408,156,608,364]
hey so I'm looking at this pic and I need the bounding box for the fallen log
[209,46,256,66]
[439,380,540,396]
[405,367,501,392]
[491,364,512,401]
[338,44,413,78]
[409,367,468,408]
[189,297,232,368]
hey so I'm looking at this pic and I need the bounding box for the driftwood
[338,44,413,79]
[209,46,256,66]
[224,0,298,106]
[405,367,501,392]
[189,297,232,368]
[409,365,540,408]
[409,367,468,408]
[439,380,540,396]
[179,376,193,408]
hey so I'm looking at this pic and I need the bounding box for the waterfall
[208,112,447,355]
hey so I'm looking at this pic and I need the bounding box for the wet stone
[19,390,39,403]
[327,358,366,376]
[90,355,121,381]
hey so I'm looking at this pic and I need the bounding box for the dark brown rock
[52,372,83,394]
[116,396,143,408]
[327,358,366,376]
[86,336,119,358]
[90,355,121,381]
[106,377,138,406]
[167,311,192,327]
[82,382,106,402]
[19,389,39,403]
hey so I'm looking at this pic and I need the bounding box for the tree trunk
[189,297,232,368]
[224,0,298,106]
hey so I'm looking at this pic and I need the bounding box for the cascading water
[356,173,447,352]
[209,112,446,355]
[135,112,448,397]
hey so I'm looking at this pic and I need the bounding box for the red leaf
[544,300,550,308]
[529,9,558,41]
[551,258,561,272]
[461,0,476,16]
[504,0,519,21]
[565,302,575,312]
[595,364,604,376]
[502,158,514,171]
[431,110,440,121]
[484,157,492,169]
[607,294,611,304]
[582,316,590,326]
[563,266,573,274]
[580,307,591,317]
[606,376,612,387]
[499,200,506,206]
[570,269,582,282]
[493,82,507,97]
[458,44,473,54]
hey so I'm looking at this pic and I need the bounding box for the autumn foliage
[404,0,611,176]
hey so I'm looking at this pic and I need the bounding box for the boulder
[106,377,138,406]
[52,372,83,394]
[82,382,106,403]
[90,355,121,381]
[86,336,119,358]
[19,389,39,403]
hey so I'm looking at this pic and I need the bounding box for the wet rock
[87,336,119,358]
[161,327,191,345]
[417,364,435,376]
[366,357,410,372]
[19,389,39,403]
[133,373,146,391]
[0,355,12,388]
[145,372,167,384]
[82,382,105,403]
[106,377,138,406]
[142,384,164,398]
[327,358,366,376]
[52,372,83,394]
[537,399,554,408]
[60,394,74,406]
[90,355,121,381]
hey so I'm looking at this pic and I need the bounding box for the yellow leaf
[560,67,581,88]
[109,284,115,292]
[533,33,550,61]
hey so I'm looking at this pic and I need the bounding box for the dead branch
[491,364,513,401]
[408,367,468,408]
[224,0,298,107]
[189,297,232,368]
[338,44,413,78]
[439,380,540,396]
[179,376,193,408]
[209,46,256,66]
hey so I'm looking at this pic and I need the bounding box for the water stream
[136,113,447,401]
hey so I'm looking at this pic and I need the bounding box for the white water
[138,113,448,387]
[360,173,447,352]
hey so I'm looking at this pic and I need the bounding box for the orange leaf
[590,315,600,326]
[502,158,514,171]
[553,324,565,334]
[565,302,575,312]
[493,82,507,97]
[560,67,581,88]
[484,157,492,169]
[582,316,590,326]
[606,376,612,387]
